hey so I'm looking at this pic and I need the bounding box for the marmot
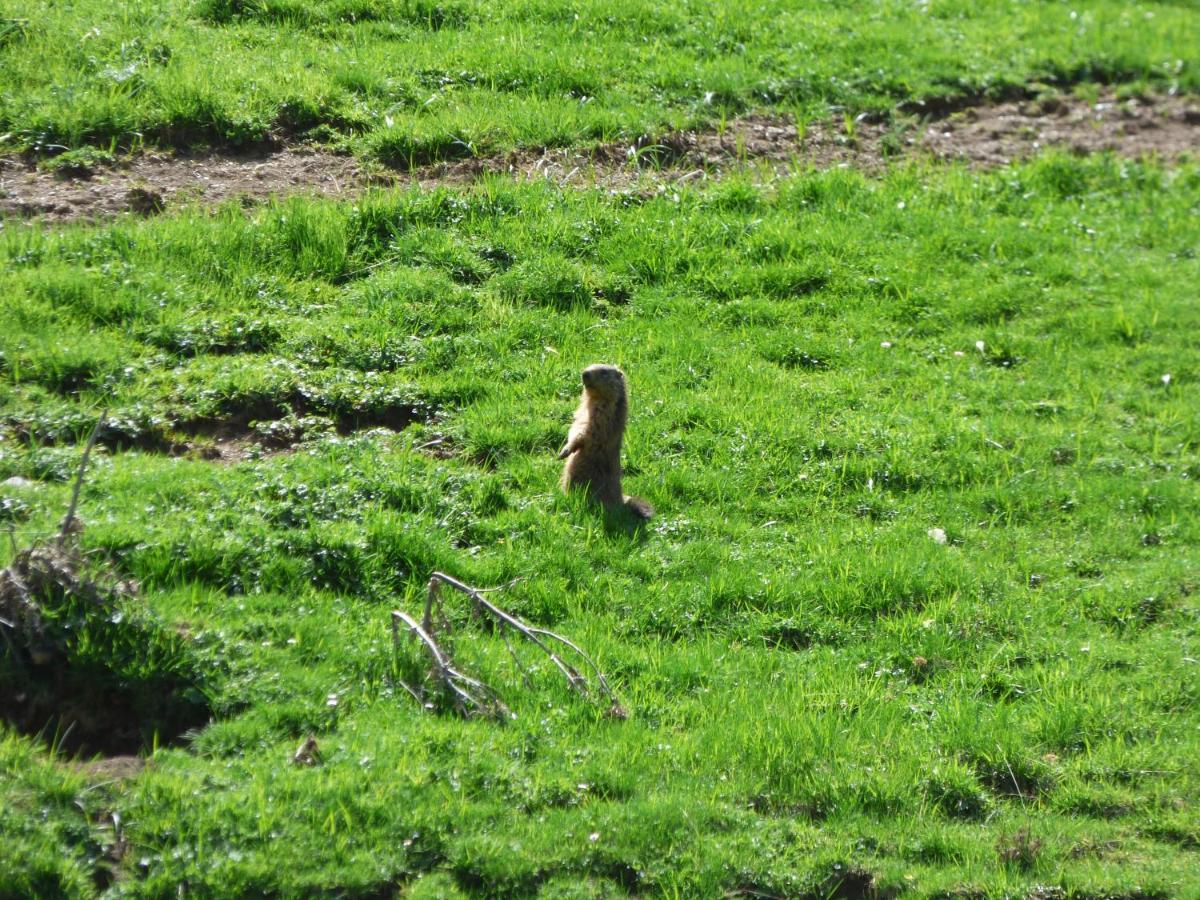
[558,364,653,519]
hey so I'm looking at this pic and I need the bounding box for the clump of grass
[996,826,1043,871]
[39,146,117,178]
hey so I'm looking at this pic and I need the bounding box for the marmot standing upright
[558,364,653,519]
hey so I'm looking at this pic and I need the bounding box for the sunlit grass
[1,156,1198,895]
[0,0,1197,159]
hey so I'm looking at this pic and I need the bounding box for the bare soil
[1,91,1197,223]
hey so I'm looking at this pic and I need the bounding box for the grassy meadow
[4,0,1200,896]
[2,156,1198,896]
[1,0,1198,162]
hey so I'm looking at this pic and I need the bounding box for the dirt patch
[74,755,148,781]
[1,91,1197,223]
[0,146,371,222]
[485,89,1199,182]
[908,91,1200,168]
[5,396,433,463]
[174,395,432,462]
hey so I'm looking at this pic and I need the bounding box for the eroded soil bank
[2,91,1197,222]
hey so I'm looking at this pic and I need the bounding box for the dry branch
[390,572,626,720]
[58,410,106,546]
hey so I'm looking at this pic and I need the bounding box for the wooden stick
[389,572,623,719]
[58,410,107,546]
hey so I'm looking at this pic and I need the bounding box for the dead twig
[392,609,511,719]
[390,572,626,720]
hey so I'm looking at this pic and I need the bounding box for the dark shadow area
[1,541,211,757]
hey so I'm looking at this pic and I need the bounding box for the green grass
[1,155,1198,896]
[0,0,1197,160]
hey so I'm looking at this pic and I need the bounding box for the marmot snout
[558,364,652,519]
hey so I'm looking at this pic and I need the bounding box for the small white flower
[927,527,948,545]
[589,832,601,842]
[880,341,892,349]
[953,350,965,357]
[975,340,986,353]
[1162,373,1172,386]
[896,201,906,209]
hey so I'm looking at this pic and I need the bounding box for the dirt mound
[1,91,1197,223]
[1,535,211,757]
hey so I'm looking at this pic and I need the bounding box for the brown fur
[558,364,652,519]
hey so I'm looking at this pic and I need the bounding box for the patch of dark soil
[896,85,1035,119]
[331,402,426,435]
[173,413,303,463]
[973,758,1056,801]
[747,793,829,821]
[174,393,433,461]
[7,392,433,463]
[821,867,883,900]
[5,415,189,456]
[730,866,884,900]
[394,89,1200,183]
[126,186,165,215]
[3,668,207,759]
[588,860,642,893]
[1,538,211,757]
[3,91,1197,223]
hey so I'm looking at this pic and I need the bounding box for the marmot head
[581,364,626,400]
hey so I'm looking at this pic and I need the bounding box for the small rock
[1050,447,1076,465]
[292,735,321,766]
